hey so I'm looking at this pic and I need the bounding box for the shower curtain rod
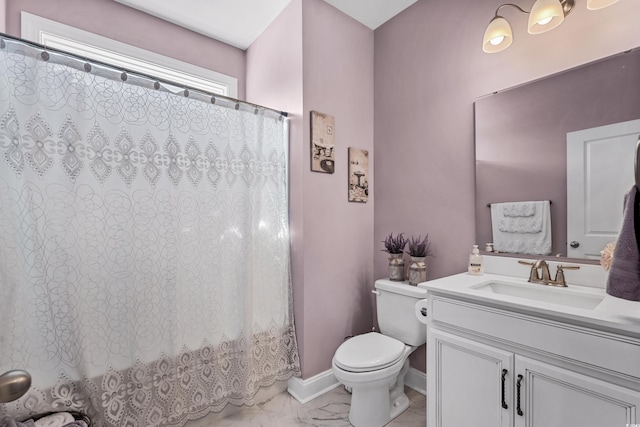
[0,32,288,118]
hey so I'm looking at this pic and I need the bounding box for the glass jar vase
[388,253,405,281]
[408,256,426,285]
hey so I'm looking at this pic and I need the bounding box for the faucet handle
[557,264,580,271]
[518,260,539,282]
[553,264,580,287]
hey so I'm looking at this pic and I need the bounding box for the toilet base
[341,358,412,427]
[389,392,410,422]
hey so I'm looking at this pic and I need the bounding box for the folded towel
[606,186,640,301]
[491,201,552,255]
[495,201,544,233]
[502,201,536,217]
[497,216,543,233]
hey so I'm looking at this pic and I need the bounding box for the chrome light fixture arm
[493,3,531,18]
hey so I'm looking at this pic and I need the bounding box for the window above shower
[20,12,238,98]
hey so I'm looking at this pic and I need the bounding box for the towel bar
[486,201,552,207]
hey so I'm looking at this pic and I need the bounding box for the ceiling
[113,0,418,50]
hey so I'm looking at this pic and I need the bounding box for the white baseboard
[287,370,341,404]
[287,367,426,404]
[405,367,426,395]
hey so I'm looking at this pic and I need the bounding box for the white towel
[497,201,543,233]
[34,413,73,427]
[491,201,552,255]
[502,201,536,217]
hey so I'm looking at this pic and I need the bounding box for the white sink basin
[471,280,605,310]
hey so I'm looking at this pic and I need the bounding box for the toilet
[332,279,427,427]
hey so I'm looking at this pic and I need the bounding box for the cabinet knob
[570,241,580,248]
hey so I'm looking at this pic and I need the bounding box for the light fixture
[482,0,617,53]
[482,3,527,53]
[482,16,514,53]
[528,0,569,34]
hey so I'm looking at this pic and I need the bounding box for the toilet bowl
[331,279,427,427]
[332,332,416,427]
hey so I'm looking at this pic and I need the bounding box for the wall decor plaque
[348,147,369,203]
[310,111,335,173]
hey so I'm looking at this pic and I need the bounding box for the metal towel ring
[0,370,32,403]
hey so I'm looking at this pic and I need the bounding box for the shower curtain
[0,37,299,426]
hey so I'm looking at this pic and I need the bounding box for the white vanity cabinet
[515,356,640,427]
[430,329,513,426]
[425,293,640,427]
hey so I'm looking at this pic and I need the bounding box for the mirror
[475,47,640,260]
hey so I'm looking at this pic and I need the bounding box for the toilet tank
[375,279,427,346]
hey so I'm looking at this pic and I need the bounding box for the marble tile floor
[204,386,426,427]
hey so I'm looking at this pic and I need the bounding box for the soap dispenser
[468,244,484,276]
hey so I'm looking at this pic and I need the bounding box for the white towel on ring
[34,413,74,427]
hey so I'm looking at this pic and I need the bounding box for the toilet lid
[334,332,405,372]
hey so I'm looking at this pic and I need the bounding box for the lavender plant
[406,234,432,257]
[381,233,407,254]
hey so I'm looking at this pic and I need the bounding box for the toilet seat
[334,332,405,372]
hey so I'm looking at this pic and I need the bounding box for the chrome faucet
[518,260,580,287]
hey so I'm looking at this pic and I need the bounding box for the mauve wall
[374,0,640,372]
[248,0,375,379]
[300,0,374,378]
[4,0,246,99]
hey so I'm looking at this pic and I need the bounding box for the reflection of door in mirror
[475,47,640,261]
[567,120,640,259]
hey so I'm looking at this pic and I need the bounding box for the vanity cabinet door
[514,355,640,427]
[428,329,514,427]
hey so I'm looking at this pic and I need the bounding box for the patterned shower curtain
[0,37,300,426]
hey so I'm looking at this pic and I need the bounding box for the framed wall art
[348,147,369,203]
[310,111,335,173]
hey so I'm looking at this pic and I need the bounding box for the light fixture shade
[587,0,619,10]
[483,16,513,53]
[528,0,564,34]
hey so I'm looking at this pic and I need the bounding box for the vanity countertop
[418,272,640,338]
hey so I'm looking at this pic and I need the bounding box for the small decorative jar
[388,253,405,281]
[408,256,427,286]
